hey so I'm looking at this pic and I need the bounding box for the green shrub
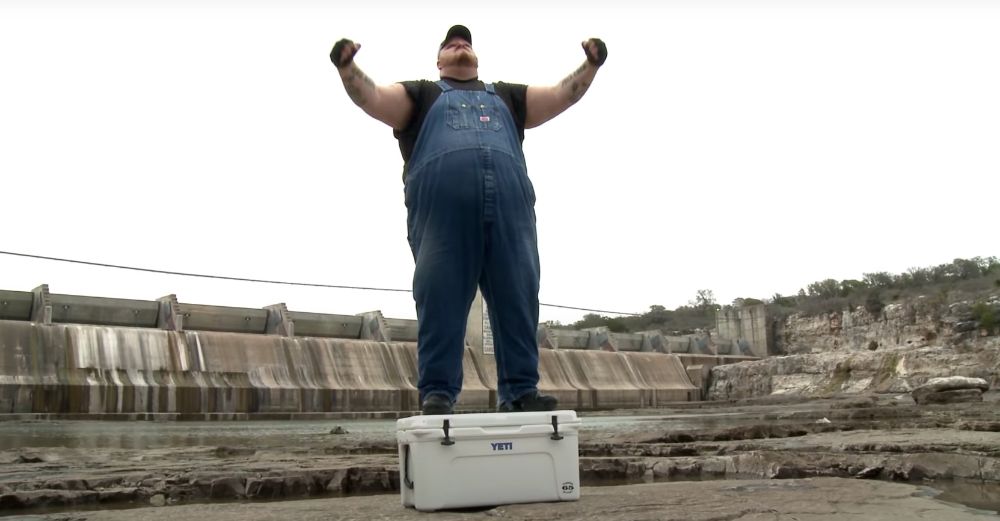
[864,292,885,315]
[972,302,997,334]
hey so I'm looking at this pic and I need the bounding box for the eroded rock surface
[912,376,990,404]
[3,478,994,521]
[1,394,998,516]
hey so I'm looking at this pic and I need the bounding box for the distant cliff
[707,293,1000,400]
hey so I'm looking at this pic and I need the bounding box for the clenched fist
[330,38,361,69]
[581,38,608,67]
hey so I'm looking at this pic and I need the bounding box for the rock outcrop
[708,294,1000,400]
[911,376,990,405]
[708,343,1000,401]
[776,296,999,355]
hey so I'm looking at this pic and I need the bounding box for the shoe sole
[421,409,454,415]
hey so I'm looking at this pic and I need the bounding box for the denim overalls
[404,80,540,409]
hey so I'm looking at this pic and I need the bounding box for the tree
[693,289,717,310]
[807,279,840,298]
[840,279,867,296]
[984,256,1000,274]
[572,313,607,330]
[645,305,670,324]
[863,272,893,288]
[953,258,984,280]
[769,293,797,307]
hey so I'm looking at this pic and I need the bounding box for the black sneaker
[498,392,558,412]
[421,394,454,415]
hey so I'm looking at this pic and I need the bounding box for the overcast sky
[1,0,997,325]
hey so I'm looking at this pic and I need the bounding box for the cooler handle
[403,444,414,490]
[551,415,564,441]
[441,418,455,446]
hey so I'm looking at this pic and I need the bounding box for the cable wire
[0,250,641,316]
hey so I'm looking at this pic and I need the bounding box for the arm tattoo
[559,63,592,104]
[342,65,376,107]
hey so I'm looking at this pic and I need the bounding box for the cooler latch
[551,415,564,441]
[441,419,455,446]
[403,445,415,489]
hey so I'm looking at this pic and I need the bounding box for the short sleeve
[495,81,528,139]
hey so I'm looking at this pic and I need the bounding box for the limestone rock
[0,489,99,509]
[13,454,45,464]
[282,475,317,497]
[707,345,998,401]
[912,376,989,405]
[98,487,140,503]
[915,388,984,405]
[855,466,883,479]
[213,446,256,458]
[913,376,990,395]
[245,477,285,499]
[209,477,246,499]
[42,478,88,490]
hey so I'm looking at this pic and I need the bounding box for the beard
[441,49,479,69]
[455,50,478,67]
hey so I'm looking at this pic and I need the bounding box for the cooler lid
[396,409,578,431]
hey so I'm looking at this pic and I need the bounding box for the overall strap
[435,80,454,92]
[485,83,496,95]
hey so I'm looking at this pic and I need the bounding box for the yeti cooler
[396,410,581,511]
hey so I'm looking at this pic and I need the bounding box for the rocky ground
[2,393,999,519]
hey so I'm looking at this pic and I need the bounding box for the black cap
[440,25,472,49]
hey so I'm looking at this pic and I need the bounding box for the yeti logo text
[490,442,513,451]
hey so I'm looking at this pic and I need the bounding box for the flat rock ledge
[2,478,994,521]
[913,377,990,405]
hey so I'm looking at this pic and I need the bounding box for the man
[331,25,606,415]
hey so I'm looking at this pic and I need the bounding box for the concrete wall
[0,287,755,415]
[3,285,423,343]
[0,320,426,415]
[1,319,705,415]
[716,304,772,357]
[541,327,737,357]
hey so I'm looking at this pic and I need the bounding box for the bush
[972,302,997,334]
[798,296,851,316]
[864,292,885,316]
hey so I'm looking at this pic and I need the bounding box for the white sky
[1,0,997,325]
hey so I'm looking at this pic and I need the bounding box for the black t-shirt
[394,78,528,169]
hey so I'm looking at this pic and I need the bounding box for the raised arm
[330,38,413,130]
[525,38,607,129]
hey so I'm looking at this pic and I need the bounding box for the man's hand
[525,38,604,128]
[330,38,361,69]
[330,39,413,130]
[581,38,608,67]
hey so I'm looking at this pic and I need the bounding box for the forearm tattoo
[342,64,376,107]
[559,63,592,104]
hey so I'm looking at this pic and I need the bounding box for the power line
[0,249,410,292]
[0,250,641,316]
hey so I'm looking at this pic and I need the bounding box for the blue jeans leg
[406,151,484,404]
[479,152,540,407]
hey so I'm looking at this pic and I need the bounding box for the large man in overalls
[331,25,606,415]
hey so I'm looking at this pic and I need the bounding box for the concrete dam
[0,285,755,417]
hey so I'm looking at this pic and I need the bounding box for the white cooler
[396,410,581,511]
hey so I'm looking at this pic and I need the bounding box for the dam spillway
[0,287,754,417]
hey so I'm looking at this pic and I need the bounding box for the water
[0,413,786,451]
[928,480,1000,514]
[0,418,398,451]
